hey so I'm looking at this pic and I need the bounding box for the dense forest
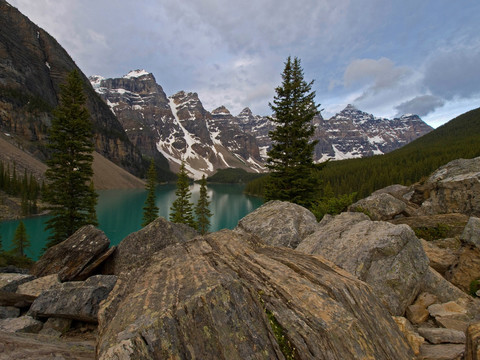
[207,168,265,183]
[245,107,480,201]
[0,161,42,216]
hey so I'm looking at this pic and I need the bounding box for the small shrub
[470,279,480,297]
[414,223,451,241]
[311,192,356,221]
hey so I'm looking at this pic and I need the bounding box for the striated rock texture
[97,230,415,359]
[297,212,430,315]
[235,200,319,248]
[30,225,110,282]
[0,1,145,176]
[29,275,117,323]
[418,156,480,216]
[103,217,198,275]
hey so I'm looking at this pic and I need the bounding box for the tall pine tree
[265,56,320,208]
[169,161,196,228]
[11,221,30,257]
[142,159,159,227]
[195,175,212,235]
[44,70,98,248]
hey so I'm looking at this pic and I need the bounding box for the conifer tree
[265,56,320,208]
[169,161,196,228]
[44,69,98,248]
[141,160,159,227]
[195,175,212,235]
[11,221,30,257]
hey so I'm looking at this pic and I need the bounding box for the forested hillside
[245,107,480,200]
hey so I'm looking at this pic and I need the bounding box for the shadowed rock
[29,275,117,323]
[235,200,319,248]
[97,230,414,359]
[297,212,429,315]
[30,226,110,282]
[104,217,198,275]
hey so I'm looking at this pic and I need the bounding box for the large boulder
[349,193,408,220]
[445,246,480,293]
[235,200,319,248]
[30,225,111,281]
[29,275,117,323]
[418,156,480,216]
[96,230,415,359]
[462,217,480,249]
[421,239,458,275]
[297,212,430,315]
[0,273,34,292]
[16,274,60,298]
[0,316,43,334]
[104,217,198,275]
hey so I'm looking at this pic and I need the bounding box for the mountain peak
[343,104,359,112]
[238,107,253,117]
[212,106,231,116]
[123,69,151,79]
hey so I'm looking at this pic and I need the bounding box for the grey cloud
[394,95,445,117]
[424,46,480,100]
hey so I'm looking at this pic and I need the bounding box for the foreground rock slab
[29,275,117,323]
[297,212,429,315]
[235,200,319,248]
[30,225,110,282]
[97,230,414,359]
[0,331,94,359]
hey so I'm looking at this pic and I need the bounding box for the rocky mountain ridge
[0,1,145,177]
[91,71,433,177]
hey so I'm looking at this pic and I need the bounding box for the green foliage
[207,168,264,184]
[169,162,196,228]
[195,175,212,235]
[312,189,357,221]
[11,221,30,258]
[0,252,35,269]
[142,160,159,227]
[44,70,98,248]
[244,174,269,196]
[470,279,479,297]
[414,223,452,241]
[265,56,320,208]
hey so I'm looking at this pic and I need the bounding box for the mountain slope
[0,1,146,177]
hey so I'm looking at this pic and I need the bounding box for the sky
[8,0,480,128]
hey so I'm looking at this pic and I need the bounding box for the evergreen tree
[141,160,159,227]
[169,161,196,228]
[11,221,30,257]
[265,56,320,208]
[44,69,98,248]
[195,175,212,235]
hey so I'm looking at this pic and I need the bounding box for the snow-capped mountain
[90,71,264,178]
[313,104,433,161]
[90,71,433,177]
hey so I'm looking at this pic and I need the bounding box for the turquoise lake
[0,183,264,260]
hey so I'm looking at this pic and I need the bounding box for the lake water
[0,183,263,260]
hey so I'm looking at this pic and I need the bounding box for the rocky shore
[1,156,480,359]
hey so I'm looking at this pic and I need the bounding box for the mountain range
[1,0,433,182]
[90,70,432,178]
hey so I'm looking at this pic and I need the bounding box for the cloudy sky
[9,0,480,127]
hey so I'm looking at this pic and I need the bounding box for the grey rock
[29,275,117,323]
[41,317,72,335]
[0,315,43,333]
[104,217,198,275]
[0,273,35,292]
[234,200,319,248]
[418,327,466,344]
[0,291,36,308]
[297,212,429,315]
[97,230,414,359]
[419,156,480,216]
[418,344,465,360]
[349,193,407,220]
[0,306,20,319]
[461,217,480,249]
[30,225,110,282]
[16,274,60,297]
